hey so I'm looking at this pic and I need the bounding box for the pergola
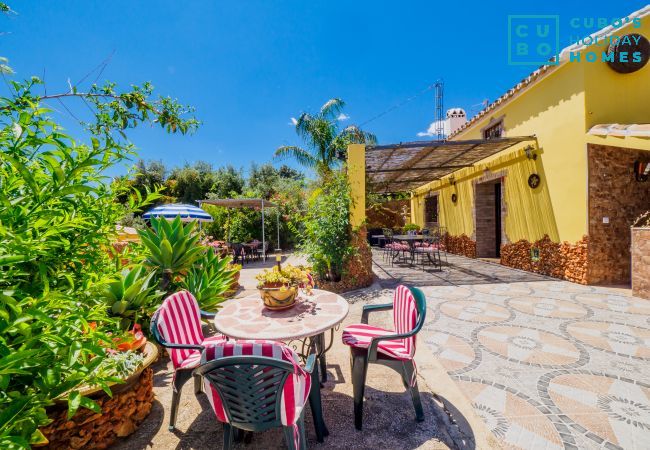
[198,198,280,261]
[346,137,538,226]
[364,136,537,193]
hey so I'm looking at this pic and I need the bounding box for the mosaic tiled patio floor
[372,251,650,450]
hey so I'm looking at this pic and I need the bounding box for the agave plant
[101,264,163,331]
[181,247,238,311]
[138,216,205,291]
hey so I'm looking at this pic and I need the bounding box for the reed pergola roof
[199,198,277,209]
[365,136,536,193]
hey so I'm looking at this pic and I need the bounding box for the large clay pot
[258,285,298,310]
[39,343,159,449]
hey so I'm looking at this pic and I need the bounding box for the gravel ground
[112,282,451,450]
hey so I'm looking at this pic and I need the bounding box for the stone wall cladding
[500,235,588,284]
[444,234,477,258]
[317,227,374,293]
[42,367,154,449]
[587,144,650,284]
[631,228,650,299]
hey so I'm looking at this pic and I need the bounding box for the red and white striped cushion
[393,285,418,356]
[155,291,227,369]
[341,324,412,360]
[202,340,311,446]
[342,285,418,360]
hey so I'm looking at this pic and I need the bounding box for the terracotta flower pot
[258,284,298,310]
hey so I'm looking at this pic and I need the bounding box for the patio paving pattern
[372,250,650,450]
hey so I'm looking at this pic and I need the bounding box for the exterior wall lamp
[634,160,650,182]
[524,145,537,160]
[449,175,456,186]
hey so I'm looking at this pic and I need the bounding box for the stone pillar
[632,227,650,299]
[347,144,366,228]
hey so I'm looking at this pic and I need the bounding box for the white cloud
[417,120,448,137]
[337,113,350,121]
[288,117,298,126]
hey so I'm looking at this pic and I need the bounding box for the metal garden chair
[342,285,426,430]
[195,340,316,450]
[150,290,228,430]
[413,235,441,271]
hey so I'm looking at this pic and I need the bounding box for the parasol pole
[261,199,266,262]
[276,207,281,252]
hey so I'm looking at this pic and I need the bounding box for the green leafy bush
[0,72,196,447]
[101,265,163,331]
[180,248,237,311]
[138,216,204,291]
[300,171,354,281]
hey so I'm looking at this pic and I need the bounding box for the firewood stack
[443,234,477,258]
[500,235,588,284]
[561,236,588,284]
[41,368,154,449]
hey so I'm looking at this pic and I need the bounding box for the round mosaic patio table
[214,289,349,340]
[213,289,349,443]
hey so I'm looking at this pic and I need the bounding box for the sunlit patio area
[371,251,650,449]
[4,3,650,450]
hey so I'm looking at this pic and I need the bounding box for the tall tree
[278,164,303,180]
[211,165,245,198]
[248,163,280,199]
[133,159,166,194]
[167,161,215,203]
[275,98,376,175]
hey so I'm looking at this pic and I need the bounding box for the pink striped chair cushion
[393,285,418,356]
[155,291,227,369]
[342,324,412,360]
[342,285,418,360]
[202,340,311,446]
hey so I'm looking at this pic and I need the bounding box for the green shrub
[0,73,196,447]
[138,216,204,291]
[100,265,163,331]
[300,171,354,282]
[180,248,237,311]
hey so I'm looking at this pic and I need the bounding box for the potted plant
[255,264,312,310]
[403,223,421,235]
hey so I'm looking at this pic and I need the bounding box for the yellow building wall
[347,144,366,228]
[583,19,650,127]
[413,18,650,245]
[414,61,587,243]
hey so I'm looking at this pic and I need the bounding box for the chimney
[446,108,467,135]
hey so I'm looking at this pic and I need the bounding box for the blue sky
[3,1,648,175]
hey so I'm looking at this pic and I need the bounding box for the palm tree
[275,98,376,174]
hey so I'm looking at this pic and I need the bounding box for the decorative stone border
[472,323,590,370]
[455,375,578,449]
[560,319,650,360]
[537,369,650,449]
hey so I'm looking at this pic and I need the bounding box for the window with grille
[483,121,503,139]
